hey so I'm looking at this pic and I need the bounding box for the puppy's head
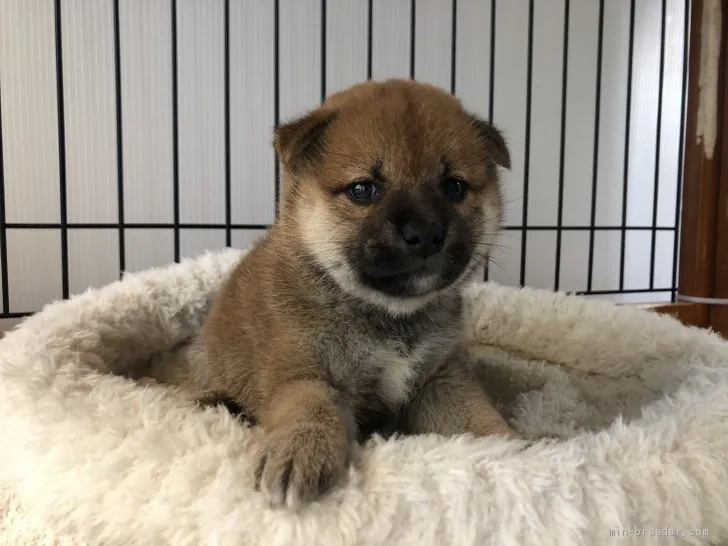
[275,79,510,314]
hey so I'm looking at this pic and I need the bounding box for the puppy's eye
[440,177,468,202]
[347,180,380,203]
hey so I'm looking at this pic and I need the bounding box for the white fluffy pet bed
[1,249,728,546]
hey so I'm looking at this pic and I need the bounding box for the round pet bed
[0,249,727,546]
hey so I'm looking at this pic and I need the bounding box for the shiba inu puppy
[193,79,514,509]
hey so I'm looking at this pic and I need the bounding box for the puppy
[193,79,514,509]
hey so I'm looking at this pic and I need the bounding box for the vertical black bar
[409,0,416,79]
[586,0,605,293]
[273,0,280,217]
[53,0,70,299]
[485,0,497,282]
[671,0,690,301]
[0,72,9,313]
[553,0,570,292]
[488,0,496,123]
[619,0,636,291]
[224,0,232,247]
[321,0,326,103]
[367,0,373,80]
[171,0,181,262]
[519,0,535,287]
[649,0,667,290]
[113,0,126,276]
[450,0,457,95]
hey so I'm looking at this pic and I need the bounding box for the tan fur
[193,79,515,510]
[402,350,515,437]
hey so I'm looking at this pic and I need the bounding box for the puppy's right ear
[468,115,512,170]
[274,108,337,174]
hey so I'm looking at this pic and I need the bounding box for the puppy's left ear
[274,108,338,174]
[469,115,511,170]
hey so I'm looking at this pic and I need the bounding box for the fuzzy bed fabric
[1,249,728,546]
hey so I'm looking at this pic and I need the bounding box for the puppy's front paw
[254,424,348,510]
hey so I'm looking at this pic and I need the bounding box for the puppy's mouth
[355,247,472,298]
[359,270,441,298]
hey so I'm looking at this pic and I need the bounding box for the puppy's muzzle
[398,219,447,259]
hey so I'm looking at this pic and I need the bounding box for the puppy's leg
[255,379,354,509]
[196,392,258,425]
[402,359,516,438]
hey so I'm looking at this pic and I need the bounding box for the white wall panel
[326,0,368,94]
[7,230,62,311]
[595,0,632,227]
[177,0,226,224]
[558,231,591,293]
[68,229,119,295]
[624,230,652,290]
[526,0,566,227]
[118,0,174,223]
[561,0,600,227]
[279,0,322,120]
[180,229,225,259]
[124,229,174,273]
[626,0,662,227]
[492,0,530,228]
[591,231,622,291]
[454,0,493,117]
[0,0,61,223]
[413,0,452,89]
[524,230,557,290]
[656,0,687,227]
[62,0,118,223]
[229,0,276,225]
[653,230,676,289]
[371,0,411,80]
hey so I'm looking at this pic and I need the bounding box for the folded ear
[469,115,511,170]
[273,108,338,173]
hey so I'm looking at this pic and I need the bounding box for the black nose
[399,220,446,258]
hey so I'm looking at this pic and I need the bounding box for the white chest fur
[370,342,440,407]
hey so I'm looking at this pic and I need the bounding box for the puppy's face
[275,80,510,314]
